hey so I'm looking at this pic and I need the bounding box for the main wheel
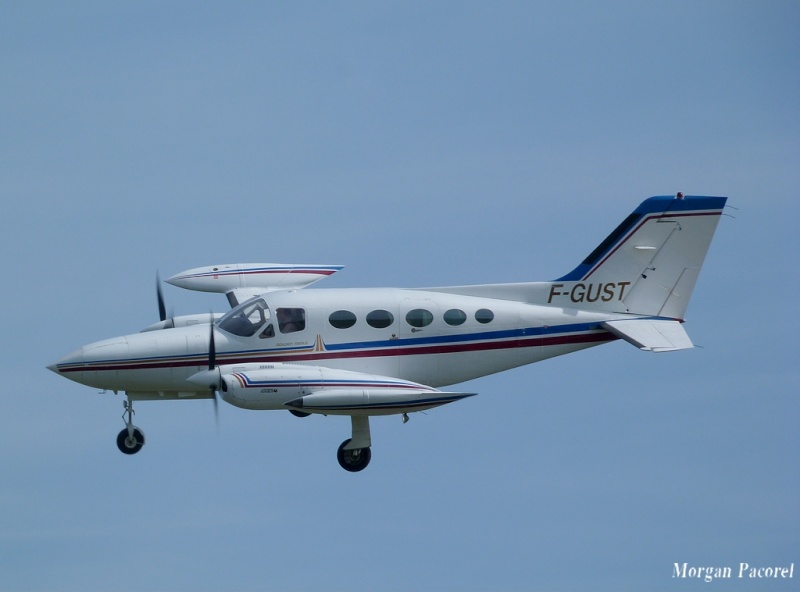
[116,427,145,455]
[337,439,371,472]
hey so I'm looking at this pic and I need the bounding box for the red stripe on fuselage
[57,331,616,374]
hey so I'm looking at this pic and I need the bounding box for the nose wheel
[117,426,145,454]
[117,399,145,455]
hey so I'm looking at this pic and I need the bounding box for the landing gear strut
[116,398,145,455]
[337,416,372,472]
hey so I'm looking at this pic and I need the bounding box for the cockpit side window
[218,298,271,337]
[277,308,305,334]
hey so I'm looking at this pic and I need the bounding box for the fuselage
[50,287,619,399]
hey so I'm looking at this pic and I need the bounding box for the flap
[602,319,694,352]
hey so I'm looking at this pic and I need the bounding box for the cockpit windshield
[218,298,271,337]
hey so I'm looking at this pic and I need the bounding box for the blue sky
[1,2,798,591]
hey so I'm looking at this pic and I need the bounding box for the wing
[142,263,343,332]
[166,263,344,306]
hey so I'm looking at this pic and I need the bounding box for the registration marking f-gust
[547,281,632,305]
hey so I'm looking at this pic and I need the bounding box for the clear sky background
[1,2,798,591]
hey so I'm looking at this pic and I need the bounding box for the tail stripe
[583,210,721,281]
[580,213,641,272]
[557,196,726,282]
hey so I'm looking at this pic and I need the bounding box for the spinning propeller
[146,272,175,330]
[207,318,220,424]
[157,272,167,322]
[143,274,224,333]
[185,315,223,426]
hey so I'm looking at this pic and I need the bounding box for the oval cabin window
[329,310,357,329]
[366,309,394,329]
[444,309,467,326]
[475,308,494,324]
[406,309,434,328]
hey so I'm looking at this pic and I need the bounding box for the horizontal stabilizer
[602,319,693,352]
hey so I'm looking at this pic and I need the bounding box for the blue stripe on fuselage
[57,322,609,373]
[320,321,601,352]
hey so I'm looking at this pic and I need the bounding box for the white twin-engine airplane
[49,194,727,472]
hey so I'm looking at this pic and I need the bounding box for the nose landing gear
[116,399,145,455]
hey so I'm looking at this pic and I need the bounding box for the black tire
[336,438,371,472]
[289,409,311,418]
[116,427,145,455]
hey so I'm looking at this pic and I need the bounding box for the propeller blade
[156,272,167,322]
[208,316,219,428]
[187,317,221,429]
[212,389,219,426]
[208,319,216,371]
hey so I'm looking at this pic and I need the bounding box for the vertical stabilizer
[552,195,726,318]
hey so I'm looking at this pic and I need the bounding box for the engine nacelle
[210,363,475,415]
[283,389,475,416]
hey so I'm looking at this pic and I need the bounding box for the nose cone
[46,359,63,374]
[47,337,130,388]
[48,346,88,375]
[50,326,220,394]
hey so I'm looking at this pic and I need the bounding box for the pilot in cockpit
[277,308,304,334]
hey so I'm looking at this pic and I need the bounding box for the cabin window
[277,308,306,333]
[475,308,494,324]
[329,310,357,329]
[443,309,467,326]
[366,309,394,329]
[406,308,433,328]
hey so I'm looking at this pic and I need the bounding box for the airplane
[48,194,727,472]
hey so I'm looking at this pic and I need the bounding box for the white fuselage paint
[53,287,618,405]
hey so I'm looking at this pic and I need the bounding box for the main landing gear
[337,416,372,472]
[112,402,381,471]
[116,399,145,455]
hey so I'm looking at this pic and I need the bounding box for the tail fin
[551,194,727,318]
